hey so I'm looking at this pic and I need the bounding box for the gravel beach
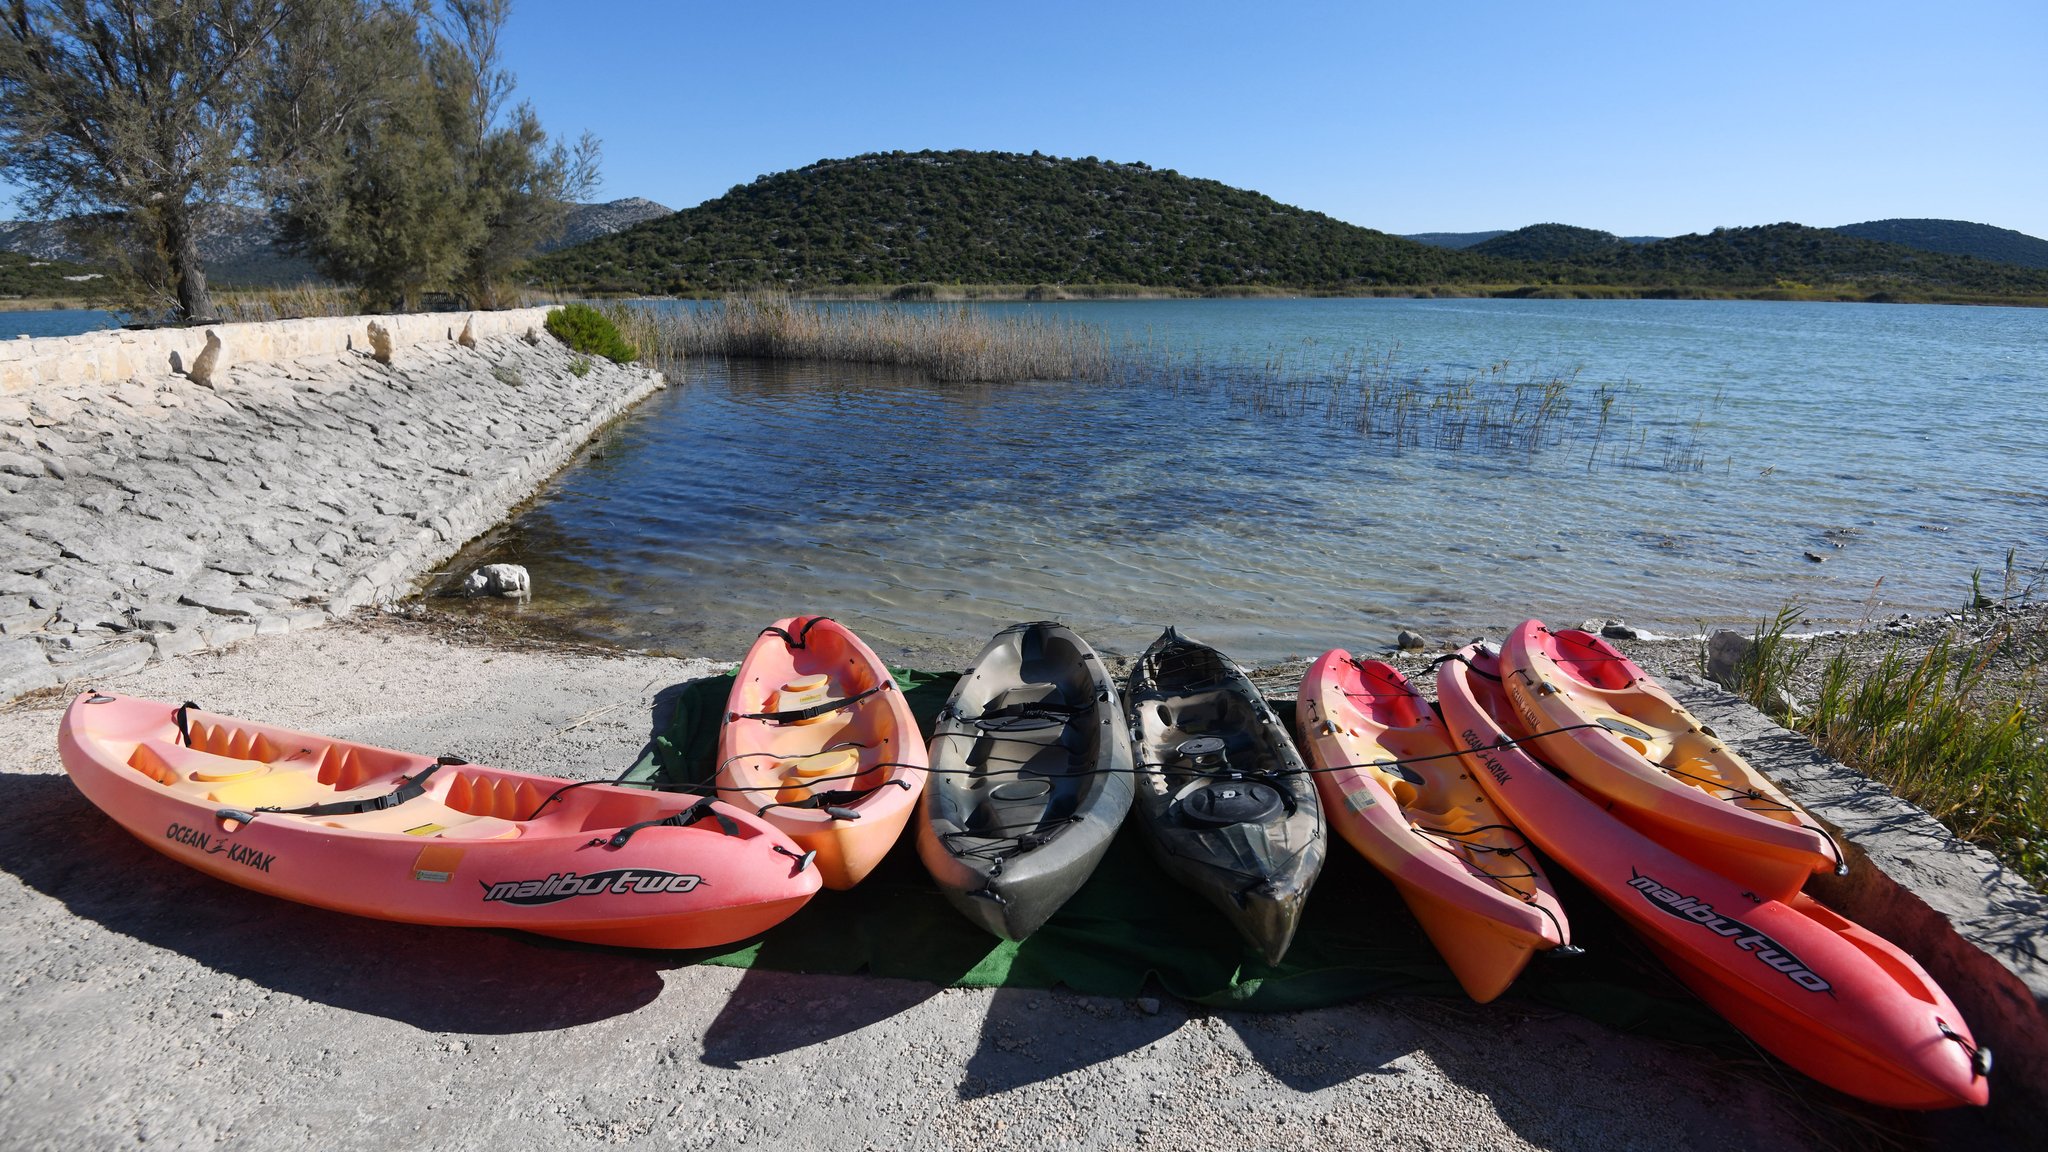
[0,620,1833,1152]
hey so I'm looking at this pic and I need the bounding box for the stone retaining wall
[0,307,557,395]
[1,310,664,700]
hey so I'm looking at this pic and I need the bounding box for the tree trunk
[163,206,217,323]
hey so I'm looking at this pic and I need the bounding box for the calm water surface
[445,298,2047,664]
[5,308,115,338]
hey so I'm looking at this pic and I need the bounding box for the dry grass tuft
[605,295,1111,382]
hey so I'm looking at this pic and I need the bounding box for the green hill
[1472,223,1629,262]
[1832,218,2048,270]
[1557,223,2048,295]
[532,151,2048,302]
[0,250,107,298]
[531,150,1510,293]
[1402,230,1509,249]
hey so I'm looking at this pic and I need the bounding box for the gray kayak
[1125,627,1326,965]
[916,621,1135,941]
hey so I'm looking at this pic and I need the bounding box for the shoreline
[0,616,2018,1149]
[592,284,2048,307]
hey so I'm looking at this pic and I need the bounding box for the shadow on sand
[0,771,665,1033]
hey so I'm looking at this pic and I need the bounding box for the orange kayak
[716,616,929,889]
[1501,620,1839,901]
[58,692,820,948]
[1440,645,1989,1109]
[1297,651,1568,1002]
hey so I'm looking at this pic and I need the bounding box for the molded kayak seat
[717,616,929,890]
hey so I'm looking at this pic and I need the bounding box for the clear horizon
[4,0,2044,240]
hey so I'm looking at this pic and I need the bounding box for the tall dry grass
[1734,560,2048,889]
[605,296,1113,382]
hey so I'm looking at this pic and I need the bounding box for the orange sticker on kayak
[413,844,465,883]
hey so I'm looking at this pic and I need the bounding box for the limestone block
[1705,629,1753,688]
[0,636,59,700]
[47,638,152,680]
[148,627,208,661]
[367,321,394,365]
[201,618,258,648]
[187,329,224,387]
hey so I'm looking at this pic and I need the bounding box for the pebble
[1395,629,1426,651]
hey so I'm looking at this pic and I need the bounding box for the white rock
[461,563,530,598]
[1705,630,1754,688]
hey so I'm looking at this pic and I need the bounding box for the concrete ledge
[0,307,555,395]
[1675,675,2047,1125]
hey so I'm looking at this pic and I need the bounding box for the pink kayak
[58,692,820,948]
[716,616,929,889]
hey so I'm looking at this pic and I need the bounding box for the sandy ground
[0,620,1884,1151]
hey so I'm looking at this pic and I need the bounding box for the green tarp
[619,670,1739,1046]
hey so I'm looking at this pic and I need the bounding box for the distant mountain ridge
[534,152,2048,300]
[1831,218,2048,270]
[1413,218,2048,270]
[553,197,672,249]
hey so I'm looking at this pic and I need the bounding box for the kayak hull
[918,621,1134,941]
[1125,628,1324,965]
[1439,647,1988,1109]
[1298,650,1566,1002]
[59,693,821,949]
[1501,620,1836,900]
[717,616,930,890]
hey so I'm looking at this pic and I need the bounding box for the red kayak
[1439,645,1989,1109]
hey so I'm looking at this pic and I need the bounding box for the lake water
[437,299,2042,663]
[3,308,116,338]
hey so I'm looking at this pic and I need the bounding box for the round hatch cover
[1177,736,1228,759]
[1180,781,1283,827]
[1596,716,1655,740]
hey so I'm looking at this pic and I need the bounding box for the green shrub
[568,355,592,378]
[545,303,639,364]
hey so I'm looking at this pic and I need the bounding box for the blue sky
[4,1,2042,238]
[496,0,2047,238]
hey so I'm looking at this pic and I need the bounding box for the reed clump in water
[609,295,1113,382]
[1209,346,1706,466]
[1734,566,2048,889]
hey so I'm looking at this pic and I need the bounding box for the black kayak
[1124,627,1326,964]
[916,621,1135,941]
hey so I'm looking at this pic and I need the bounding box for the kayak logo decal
[1457,728,1511,787]
[1628,871,1831,994]
[164,822,274,873]
[480,869,703,906]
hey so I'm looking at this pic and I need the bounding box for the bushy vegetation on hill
[1554,224,2048,294]
[532,151,2048,302]
[0,250,102,298]
[1471,224,1629,262]
[532,150,1508,293]
[1832,219,2048,270]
